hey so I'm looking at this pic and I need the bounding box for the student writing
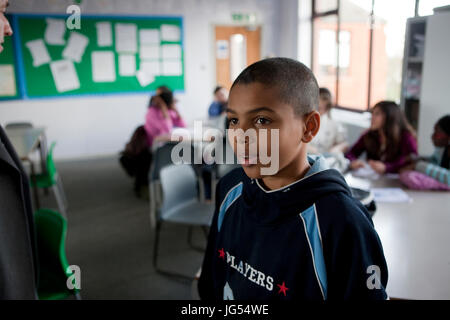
[345,101,417,174]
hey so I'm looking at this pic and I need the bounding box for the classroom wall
[0,0,299,160]
[418,10,450,155]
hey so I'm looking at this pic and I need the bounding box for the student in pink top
[144,90,186,147]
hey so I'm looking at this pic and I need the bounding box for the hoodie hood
[240,155,352,226]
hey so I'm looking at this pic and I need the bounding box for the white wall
[0,0,298,160]
[418,10,450,155]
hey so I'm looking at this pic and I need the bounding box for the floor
[36,156,207,299]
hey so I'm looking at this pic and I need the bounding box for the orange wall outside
[313,22,387,111]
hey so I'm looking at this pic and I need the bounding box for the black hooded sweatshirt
[198,157,388,300]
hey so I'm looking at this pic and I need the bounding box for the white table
[346,173,450,299]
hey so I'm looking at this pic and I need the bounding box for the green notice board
[0,25,20,100]
[15,14,184,98]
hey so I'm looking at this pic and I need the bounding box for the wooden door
[215,26,261,89]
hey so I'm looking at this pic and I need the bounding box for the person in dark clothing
[0,0,38,299]
[198,57,388,300]
[208,86,228,117]
[0,125,38,299]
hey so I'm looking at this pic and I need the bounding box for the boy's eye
[228,118,238,125]
[255,117,271,125]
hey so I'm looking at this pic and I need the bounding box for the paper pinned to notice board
[50,60,80,93]
[96,21,112,47]
[139,29,160,45]
[44,18,66,45]
[0,65,17,96]
[161,44,181,60]
[118,54,136,76]
[62,32,89,63]
[136,69,155,87]
[91,51,116,82]
[140,44,160,60]
[140,60,160,76]
[160,24,180,42]
[115,23,137,53]
[25,39,51,67]
[162,60,182,76]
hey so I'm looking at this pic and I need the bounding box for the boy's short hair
[231,57,319,116]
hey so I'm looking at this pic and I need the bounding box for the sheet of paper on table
[371,188,412,203]
[345,174,371,190]
[352,164,380,180]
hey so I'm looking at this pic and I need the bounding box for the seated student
[400,115,450,189]
[198,57,388,300]
[345,101,417,174]
[208,86,228,117]
[144,91,186,147]
[129,92,185,198]
[308,87,348,154]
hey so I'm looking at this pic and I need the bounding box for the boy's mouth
[238,154,258,166]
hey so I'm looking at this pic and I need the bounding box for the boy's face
[227,82,316,179]
[432,124,449,148]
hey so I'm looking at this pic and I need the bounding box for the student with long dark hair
[345,101,417,174]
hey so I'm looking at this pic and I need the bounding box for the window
[310,0,428,111]
[318,29,350,76]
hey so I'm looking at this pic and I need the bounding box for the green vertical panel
[17,15,184,98]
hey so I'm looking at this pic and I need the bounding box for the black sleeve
[198,179,221,301]
[325,198,389,300]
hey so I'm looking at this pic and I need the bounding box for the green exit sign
[232,13,256,23]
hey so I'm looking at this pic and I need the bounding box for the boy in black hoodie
[198,57,388,300]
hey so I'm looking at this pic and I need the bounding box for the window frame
[310,0,422,112]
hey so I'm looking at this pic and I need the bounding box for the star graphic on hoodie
[277,281,289,296]
[218,248,225,259]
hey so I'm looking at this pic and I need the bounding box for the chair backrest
[150,141,201,181]
[159,164,198,217]
[46,142,58,182]
[34,209,72,290]
[5,122,33,129]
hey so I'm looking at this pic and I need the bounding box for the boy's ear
[301,111,320,143]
